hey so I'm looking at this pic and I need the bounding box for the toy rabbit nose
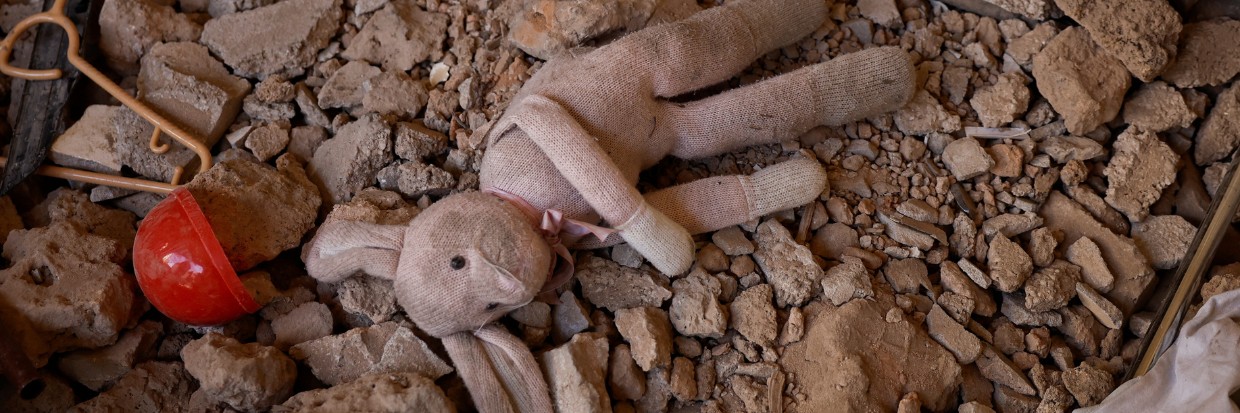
[133,187,260,326]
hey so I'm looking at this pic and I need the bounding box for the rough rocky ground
[2,0,1239,411]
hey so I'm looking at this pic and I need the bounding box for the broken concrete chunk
[977,346,1036,396]
[958,258,992,289]
[614,307,674,372]
[51,105,121,173]
[244,123,291,162]
[1062,362,1114,407]
[1103,127,1178,222]
[181,333,296,411]
[987,143,1025,178]
[185,158,320,271]
[1032,27,1131,135]
[971,73,1030,127]
[542,332,611,413]
[858,0,900,27]
[334,274,398,325]
[99,0,202,73]
[1028,227,1057,267]
[277,372,453,412]
[0,221,134,366]
[509,0,689,60]
[1121,81,1196,133]
[138,41,250,149]
[201,0,343,78]
[57,321,162,391]
[752,220,823,307]
[821,259,874,306]
[308,114,395,204]
[1195,82,1240,166]
[270,301,332,350]
[983,0,1056,20]
[926,305,982,364]
[37,188,137,251]
[608,344,646,401]
[1066,236,1115,293]
[1132,215,1196,270]
[1001,294,1063,327]
[894,90,962,136]
[553,291,592,342]
[1075,282,1123,330]
[289,322,453,385]
[730,284,778,347]
[394,122,450,161]
[1039,135,1105,163]
[781,300,962,411]
[942,137,994,180]
[67,362,196,412]
[1055,0,1181,81]
[207,0,279,17]
[363,71,429,118]
[318,61,382,109]
[576,255,671,311]
[988,235,1032,293]
[1007,22,1057,67]
[668,270,726,339]
[712,226,755,255]
[669,357,696,402]
[344,1,448,71]
[810,222,860,260]
[940,261,997,316]
[981,212,1043,239]
[884,258,929,294]
[1161,20,1240,88]
[1023,265,1077,312]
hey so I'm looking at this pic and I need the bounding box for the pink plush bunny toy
[303,0,915,411]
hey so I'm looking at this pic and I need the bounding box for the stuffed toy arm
[510,95,694,275]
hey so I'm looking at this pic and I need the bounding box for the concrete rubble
[181,333,297,411]
[289,322,453,385]
[275,372,454,412]
[542,332,611,413]
[99,0,202,73]
[200,0,343,78]
[1032,27,1131,135]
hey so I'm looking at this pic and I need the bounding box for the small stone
[277,372,453,412]
[1032,27,1131,135]
[50,105,122,173]
[1023,265,1077,312]
[696,243,730,273]
[752,220,823,307]
[99,0,201,73]
[200,0,343,78]
[394,122,450,161]
[857,0,900,27]
[57,321,163,391]
[1065,237,1115,293]
[992,318,1026,355]
[270,302,332,350]
[363,70,429,118]
[900,137,927,161]
[883,258,929,294]
[940,261,997,316]
[1007,23,1057,67]
[376,161,457,198]
[244,123,291,162]
[615,307,673,372]
[576,255,671,311]
[669,357,697,402]
[986,144,1024,178]
[334,276,398,324]
[976,346,1036,396]
[1039,136,1106,163]
[959,258,992,289]
[1001,294,1063,327]
[730,284,778,347]
[943,137,995,180]
[971,73,1030,128]
[1027,227,1057,267]
[988,235,1032,293]
[981,213,1043,239]
[1055,0,1181,81]
[896,199,937,223]
[778,306,805,346]
[1075,282,1123,330]
[288,125,328,161]
[894,90,962,135]
[710,226,754,255]
[289,322,453,385]
[669,270,727,339]
[1056,305,1102,357]
[821,259,874,306]
[809,223,859,260]
[542,332,610,413]
[181,333,297,411]
[343,1,448,71]
[1062,363,1114,407]
[1132,215,1196,270]
[1161,20,1240,88]
[1121,81,1196,133]
[609,344,646,401]
[926,305,982,364]
[1195,82,1240,165]
[1103,127,1178,222]
[66,362,196,412]
[308,114,394,204]
[553,291,592,342]
[185,157,320,272]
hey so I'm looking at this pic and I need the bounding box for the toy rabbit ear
[302,220,405,283]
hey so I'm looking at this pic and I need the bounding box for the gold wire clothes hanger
[0,0,213,194]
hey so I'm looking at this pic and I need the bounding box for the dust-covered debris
[1062,362,1115,407]
[1075,282,1123,330]
[342,1,448,72]
[1042,192,1154,315]
[49,105,122,173]
[943,137,995,180]
[608,344,646,401]
[894,90,962,135]
[99,0,202,73]
[275,372,454,412]
[753,220,823,307]
[289,322,453,385]
[67,362,196,412]
[1103,127,1178,222]
[668,269,727,338]
[200,0,343,78]
[1032,27,1131,134]
[181,333,297,411]
[57,321,162,391]
[730,284,778,347]
[307,114,395,204]
[1066,236,1115,293]
[614,307,673,372]
[270,302,333,350]
[1121,81,1196,133]
[926,304,982,364]
[988,234,1032,293]
[575,255,672,311]
[1194,82,1240,165]
[138,41,250,148]
[1161,19,1240,88]
[821,258,874,306]
[1055,0,1180,81]
[971,73,1030,128]
[542,332,611,412]
[1131,215,1196,270]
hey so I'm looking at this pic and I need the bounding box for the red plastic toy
[133,187,259,325]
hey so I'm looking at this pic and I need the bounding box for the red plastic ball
[133,187,259,326]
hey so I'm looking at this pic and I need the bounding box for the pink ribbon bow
[483,188,615,297]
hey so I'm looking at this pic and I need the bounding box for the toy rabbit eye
[485,302,500,311]
[450,255,466,270]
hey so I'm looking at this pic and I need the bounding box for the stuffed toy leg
[304,0,916,412]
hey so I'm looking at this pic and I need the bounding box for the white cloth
[1077,288,1240,413]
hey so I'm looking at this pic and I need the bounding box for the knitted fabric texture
[304,0,917,411]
